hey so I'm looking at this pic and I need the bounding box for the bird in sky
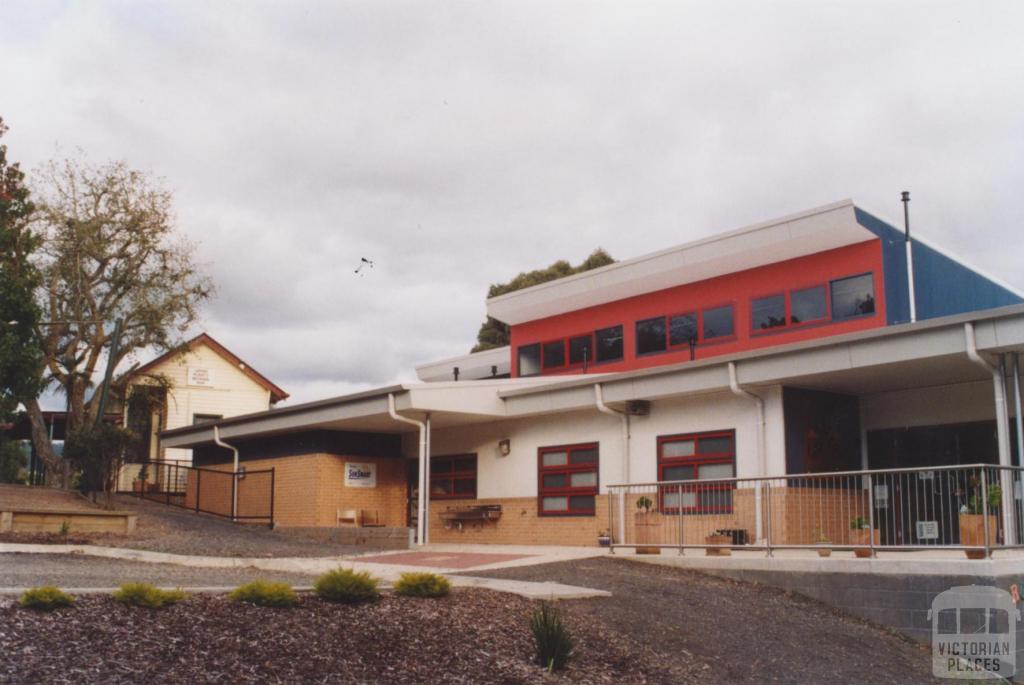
[354,257,375,275]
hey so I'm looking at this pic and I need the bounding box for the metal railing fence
[607,463,1023,557]
[123,460,274,525]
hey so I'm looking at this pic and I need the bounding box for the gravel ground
[0,589,696,684]
[0,495,372,558]
[0,553,318,589]
[463,556,943,684]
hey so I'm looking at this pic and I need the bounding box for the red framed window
[751,273,874,335]
[657,431,735,514]
[430,454,477,499]
[528,330,606,374]
[538,443,598,516]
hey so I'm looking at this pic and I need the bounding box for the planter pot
[850,528,879,558]
[959,514,998,559]
[817,548,832,558]
[597,536,612,548]
[705,534,732,556]
[634,511,662,555]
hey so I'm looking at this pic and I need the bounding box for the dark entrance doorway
[866,421,998,545]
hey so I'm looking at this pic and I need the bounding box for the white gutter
[388,393,427,546]
[906,240,917,323]
[728,362,766,541]
[595,384,630,543]
[964,322,1015,546]
[213,425,240,521]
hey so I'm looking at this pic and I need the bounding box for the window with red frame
[430,454,477,499]
[751,273,874,334]
[657,431,735,514]
[538,443,598,515]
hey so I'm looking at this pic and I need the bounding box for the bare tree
[25,156,213,482]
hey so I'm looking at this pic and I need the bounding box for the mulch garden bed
[0,588,698,684]
[0,532,98,546]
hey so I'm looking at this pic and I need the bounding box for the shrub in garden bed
[113,583,188,608]
[228,580,297,607]
[314,568,379,604]
[19,586,74,611]
[530,601,574,672]
[393,572,451,598]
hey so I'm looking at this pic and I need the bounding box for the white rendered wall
[860,380,996,432]
[423,386,785,500]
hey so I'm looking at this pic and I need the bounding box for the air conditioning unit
[626,400,650,416]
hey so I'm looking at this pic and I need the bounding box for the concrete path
[0,542,610,600]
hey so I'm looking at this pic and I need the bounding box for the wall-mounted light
[498,438,511,457]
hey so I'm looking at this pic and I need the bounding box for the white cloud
[4,1,1024,405]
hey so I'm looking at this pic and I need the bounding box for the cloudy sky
[4,1,1024,407]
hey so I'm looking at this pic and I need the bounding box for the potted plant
[849,515,878,558]
[597,530,612,547]
[705,529,733,556]
[815,528,832,558]
[959,480,1000,559]
[634,496,661,555]
[132,462,149,494]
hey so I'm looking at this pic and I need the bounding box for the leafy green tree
[0,436,28,484]
[23,155,214,479]
[472,248,614,352]
[0,117,44,424]
[63,422,133,507]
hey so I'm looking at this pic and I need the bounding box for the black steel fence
[122,460,274,525]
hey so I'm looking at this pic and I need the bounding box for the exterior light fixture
[498,439,511,457]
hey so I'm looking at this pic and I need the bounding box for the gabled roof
[125,332,289,404]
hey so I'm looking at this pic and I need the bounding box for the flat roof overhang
[497,303,1024,415]
[159,377,565,448]
[162,304,1024,448]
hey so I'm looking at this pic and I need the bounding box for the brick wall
[427,496,609,546]
[185,454,408,527]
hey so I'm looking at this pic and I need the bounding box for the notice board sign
[345,462,376,488]
[187,367,215,387]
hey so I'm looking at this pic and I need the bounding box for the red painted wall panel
[509,239,887,377]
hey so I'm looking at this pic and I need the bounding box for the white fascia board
[487,199,872,325]
[415,346,510,382]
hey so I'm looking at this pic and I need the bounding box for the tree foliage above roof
[472,248,614,352]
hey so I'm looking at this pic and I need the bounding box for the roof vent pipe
[213,425,240,521]
[902,191,917,323]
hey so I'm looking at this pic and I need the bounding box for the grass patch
[313,568,379,604]
[393,572,451,598]
[113,582,188,608]
[19,586,74,611]
[530,602,574,672]
[228,580,297,607]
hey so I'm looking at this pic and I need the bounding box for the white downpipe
[1014,355,1024,475]
[906,240,917,323]
[728,362,766,541]
[388,393,427,546]
[213,425,240,521]
[964,323,1016,545]
[595,384,630,544]
[424,413,431,545]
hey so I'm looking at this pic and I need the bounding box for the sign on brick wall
[345,462,376,488]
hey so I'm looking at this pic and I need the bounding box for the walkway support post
[728,362,766,542]
[964,322,1016,546]
[388,393,428,546]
